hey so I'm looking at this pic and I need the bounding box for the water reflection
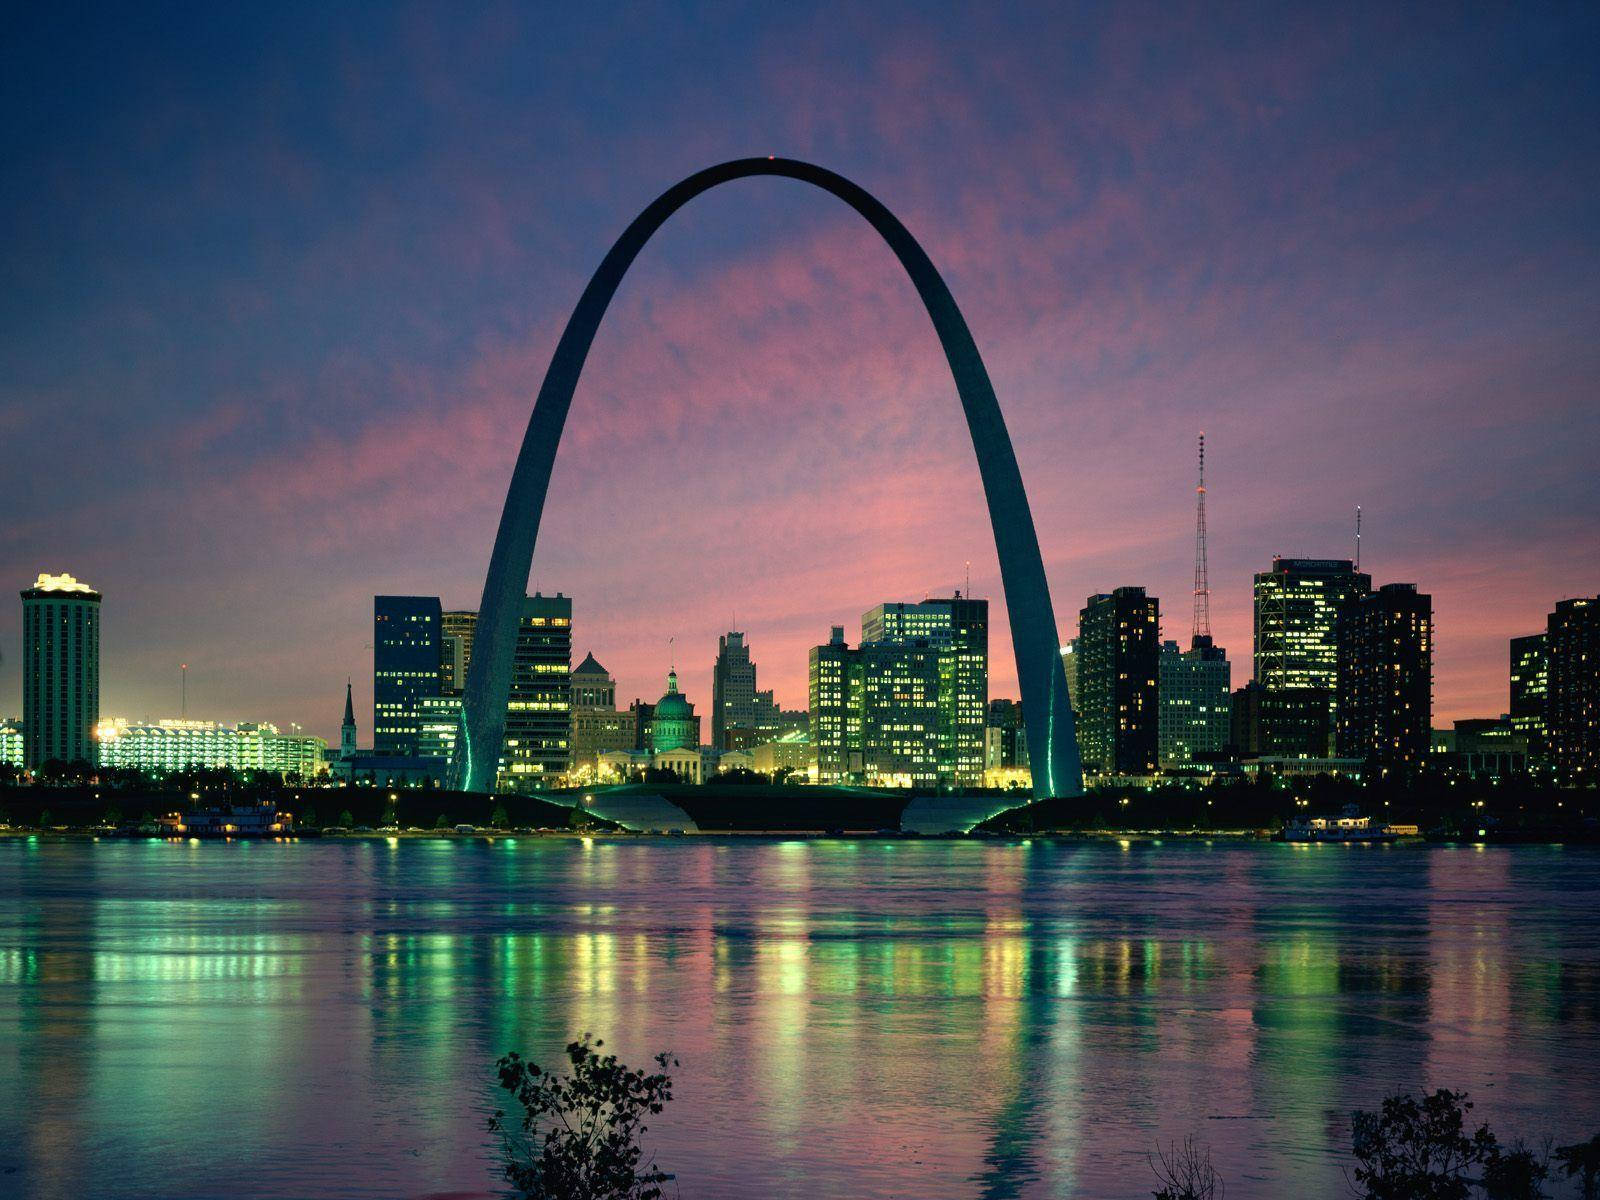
[1,839,1597,1198]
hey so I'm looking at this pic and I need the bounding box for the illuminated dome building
[648,670,700,753]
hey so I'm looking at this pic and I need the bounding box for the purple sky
[3,4,1597,742]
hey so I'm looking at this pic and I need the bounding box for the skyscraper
[440,610,477,695]
[862,594,988,785]
[1254,557,1371,753]
[569,652,635,773]
[808,601,985,790]
[1335,582,1433,770]
[501,592,572,788]
[856,640,944,787]
[373,596,442,756]
[711,631,757,750]
[1546,597,1599,783]
[1509,632,1549,766]
[1076,588,1160,776]
[809,626,856,783]
[1158,638,1231,768]
[21,572,101,768]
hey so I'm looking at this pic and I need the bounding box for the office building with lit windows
[0,719,23,769]
[808,596,989,788]
[373,595,442,756]
[1158,638,1231,769]
[1254,558,1370,748]
[862,594,988,786]
[1546,596,1600,783]
[415,693,463,763]
[21,572,101,769]
[94,718,327,778]
[1509,632,1549,766]
[1335,583,1433,770]
[855,639,945,787]
[501,592,572,789]
[809,627,856,782]
[1076,588,1160,776]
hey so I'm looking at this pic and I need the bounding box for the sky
[2,2,1597,743]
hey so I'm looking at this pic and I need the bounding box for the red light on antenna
[768,154,775,160]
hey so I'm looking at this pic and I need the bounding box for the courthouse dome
[650,670,698,753]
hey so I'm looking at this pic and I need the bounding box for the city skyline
[3,6,1597,743]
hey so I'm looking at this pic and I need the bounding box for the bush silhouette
[490,1035,676,1200]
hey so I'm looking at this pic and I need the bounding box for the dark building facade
[501,592,572,789]
[439,610,477,695]
[1335,582,1433,771]
[1230,680,1332,759]
[20,573,101,768]
[985,698,1027,770]
[374,595,442,756]
[1076,587,1160,775]
[1547,597,1599,783]
[1509,632,1548,766]
[711,631,757,751]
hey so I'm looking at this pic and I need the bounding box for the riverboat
[1279,804,1397,843]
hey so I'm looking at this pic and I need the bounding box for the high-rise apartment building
[1335,583,1433,770]
[1509,632,1549,765]
[1158,638,1231,768]
[1546,597,1599,782]
[374,596,442,755]
[1254,557,1371,749]
[440,610,477,695]
[711,631,758,750]
[1076,588,1160,776]
[21,572,101,768]
[501,592,572,788]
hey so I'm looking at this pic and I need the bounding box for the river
[2,837,1596,1198]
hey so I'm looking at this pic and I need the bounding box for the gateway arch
[451,157,1082,801]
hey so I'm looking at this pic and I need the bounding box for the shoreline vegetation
[493,1040,1600,1200]
[0,769,1594,843]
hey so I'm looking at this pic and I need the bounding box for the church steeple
[340,680,357,759]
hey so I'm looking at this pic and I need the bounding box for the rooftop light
[29,572,96,594]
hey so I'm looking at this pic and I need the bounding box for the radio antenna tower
[1354,505,1362,571]
[1191,432,1211,648]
